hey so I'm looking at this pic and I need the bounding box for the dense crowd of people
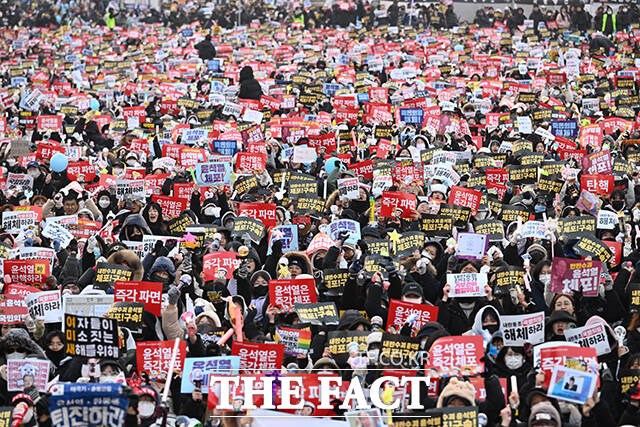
[0,0,639,426]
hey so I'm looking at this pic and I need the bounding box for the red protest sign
[539,345,598,388]
[36,115,62,132]
[4,259,50,286]
[348,160,373,180]
[448,185,482,215]
[559,149,588,162]
[550,258,602,296]
[485,168,508,184]
[380,191,417,219]
[0,295,28,324]
[425,335,484,377]
[174,183,195,201]
[36,142,65,162]
[237,202,277,228]
[269,278,317,311]
[581,150,612,175]
[66,161,96,182]
[162,143,183,160]
[236,152,267,173]
[122,106,146,123]
[203,252,241,280]
[6,284,39,299]
[114,281,163,316]
[144,173,170,195]
[394,162,423,186]
[136,340,187,378]
[179,147,206,168]
[603,240,622,268]
[151,195,189,220]
[386,299,439,336]
[580,174,614,195]
[68,218,102,240]
[231,341,285,372]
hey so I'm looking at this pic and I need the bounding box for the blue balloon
[325,158,343,176]
[90,98,100,111]
[50,153,68,172]
[455,44,464,51]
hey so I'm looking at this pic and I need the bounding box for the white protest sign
[242,108,264,124]
[2,211,38,234]
[535,127,555,141]
[115,179,145,200]
[337,178,360,200]
[521,220,548,239]
[42,221,74,248]
[517,116,533,134]
[25,290,62,323]
[7,173,33,192]
[431,150,457,166]
[597,210,618,230]
[372,175,392,197]
[446,273,488,298]
[500,311,545,346]
[20,247,56,270]
[456,232,488,260]
[292,146,317,164]
[564,322,611,356]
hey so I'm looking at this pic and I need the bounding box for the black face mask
[350,199,369,214]
[45,348,66,366]
[252,285,268,298]
[612,200,625,211]
[151,273,171,285]
[484,324,499,334]
[550,334,566,342]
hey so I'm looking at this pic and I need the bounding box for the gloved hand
[271,239,283,255]
[237,262,250,279]
[245,306,257,324]
[447,255,458,272]
[168,286,180,306]
[53,238,61,252]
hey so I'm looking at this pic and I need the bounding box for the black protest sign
[557,216,597,240]
[380,333,420,369]
[508,165,538,185]
[321,269,349,296]
[64,314,118,358]
[95,263,132,291]
[493,266,525,296]
[231,216,265,243]
[499,205,530,223]
[613,157,631,176]
[288,172,318,198]
[538,173,563,194]
[420,214,454,237]
[520,151,544,167]
[393,411,441,427]
[375,125,393,139]
[438,203,471,228]
[294,302,339,325]
[541,160,566,176]
[473,219,505,241]
[0,407,11,427]
[327,330,369,364]
[294,196,325,214]
[395,231,426,258]
[366,239,391,256]
[362,255,400,279]
[630,283,640,313]
[473,155,495,169]
[234,174,259,195]
[167,212,195,235]
[105,301,144,334]
[572,233,612,263]
[442,406,479,427]
[518,92,536,103]
[620,369,640,394]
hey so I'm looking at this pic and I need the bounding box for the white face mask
[113,168,123,176]
[505,354,524,370]
[27,170,40,178]
[403,297,422,304]
[100,375,118,383]
[318,370,334,375]
[138,401,156,418]
[367,349,380,364]
[99,198,111,208]
[6,351,25,359]
[539,274,551,286]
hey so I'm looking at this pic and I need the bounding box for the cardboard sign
[426,335,484,377]
[181,356,240,393]
[387,299,439,335]
[95,262,133,291]
[64,314,118,358]
[269,278,317,311]
[230,216,265,243]
[381,191,417,219]
[550,258,601,296]
[238,202,277,228]
[500,311,545,346]
[203,251,240,281]
[113,281,162,317]
[24,290,61,323]
[380,333,421,368]
[564,322,611,356]
[294,302,340,325]
[7,358,50,392]
[455,233,488,260]
[320,269,349,296]
[231,341,285,372]
[4,259,49,285]
[137,340,187,379]
[274,327,311,356]
[447,273,488,298]
[327,330,370,364]
[448,186,482,215]
[105,301,144,334]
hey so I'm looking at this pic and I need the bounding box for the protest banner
[269,278,317,311]
[619,369,640,394]
[509,164,538,185]
[327,330,370,364]
[113,281,162,316]
[294,302,340,325]
[337,177,360,200]
[49,383,129,427]
[64,314,118,358]
[195,162,231,186]
[2,210,38,234]
[24,290,61,323]
[550,258,601,296]
[564,322,611,356]
[320,269,349,296]
[274,327,312,356]
[447,273,488,298]
[630,283,640,313]
[115,179,145,200]
[202,251,241,281]
[0,295,27,324]
[387,299,439,335]
[455,233,488,259]
[426,335,484,377]
[500,312,545,346]
[137,340,187,379]
[7,172,33,192]
[448,185,482,215]
[231,341,285,373]
[95,262,133,291]
[439,203,472,227]
[441,407,479,427]
[231,216,265,243]
[105,301,144,334]
[7,358,50,392]
[3,259,49,285]
[420,214,454,237]
[571,233,612,263]
[62,294,114,321]
[381,191,417,219]
[473,219,505,241]
[152,195,189,220]
[494,266,526,295]
[380,333,421,368]
[238,202,277,228]
[395,231,426,258]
